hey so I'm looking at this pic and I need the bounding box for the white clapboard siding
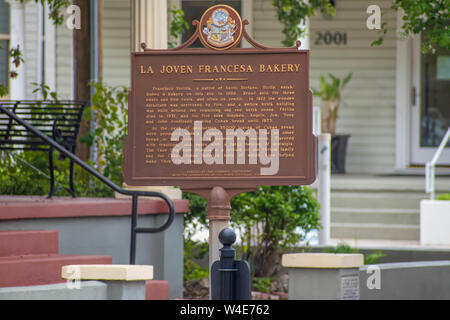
[24,1,39,99]
[252,0,283,48]
[55,22,73,99]
[102,0,131,88]
[254,0,397,174]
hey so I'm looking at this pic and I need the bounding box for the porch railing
[0,105,175,265]
[425,126,450,200]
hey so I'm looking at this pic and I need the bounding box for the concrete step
[313,175,450,242]
[0,229,166,300]
[0,229,167,300]
[331,222,420,241]
[331,208,420,225]
[331,192,426,210]
[0,230,59,257]
[328,175,450,193]
[0,254,112,288]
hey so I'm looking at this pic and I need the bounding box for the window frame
[0,35,11,99]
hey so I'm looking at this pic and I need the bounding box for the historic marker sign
[124,5,316,189]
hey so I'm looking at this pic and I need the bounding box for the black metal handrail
[0,105,175,265]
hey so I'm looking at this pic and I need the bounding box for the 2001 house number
[315,31,347,45]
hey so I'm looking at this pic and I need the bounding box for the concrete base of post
[106,280,147,300]
[282,253,364,300]
[209,220,230,268]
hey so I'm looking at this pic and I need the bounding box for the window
[0,0,10,97]
[181,0,241,47]
[420,28,450,148]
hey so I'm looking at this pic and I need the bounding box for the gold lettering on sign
[140,65,154,74]
[259,64,300,73]
[141,64,302,76]
[198,64,254,73]
[160,65,193,74]
[141,82,298,173]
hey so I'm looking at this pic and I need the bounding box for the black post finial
[219,228,236,247]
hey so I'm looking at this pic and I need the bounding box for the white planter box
[420,200,450,246]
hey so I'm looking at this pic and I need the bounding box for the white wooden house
[1,0,449,244]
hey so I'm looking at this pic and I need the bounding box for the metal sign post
[210,228,251,300]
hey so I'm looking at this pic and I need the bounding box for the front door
[410,34,450,165]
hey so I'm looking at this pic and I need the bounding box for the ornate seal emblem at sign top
[199,5,243,50]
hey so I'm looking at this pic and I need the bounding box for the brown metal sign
[124,5,316,189]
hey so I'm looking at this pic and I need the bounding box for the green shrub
[182,192,209,282]
[183,192,208,236]
[184,239,209,281]
[182,186,320,280]
[0,81,128,198]
[437,193,450,200]
[323,242,385,265]
[168,5,189,48]
[231,186,320,277]
[83,80,129,185]
[252,277,274,294]
[0,149,115,198]
[0,151,54,195]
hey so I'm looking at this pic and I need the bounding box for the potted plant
[313,72,352,173]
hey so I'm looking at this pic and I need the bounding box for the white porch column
[394,9,411,170]
[132,0,168,51]
[318,133,331,245]
[44,4,56,92]
[297,18,309,50]
[118,0,180,201]
[35,2,43,99]
[6,0,26,100]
